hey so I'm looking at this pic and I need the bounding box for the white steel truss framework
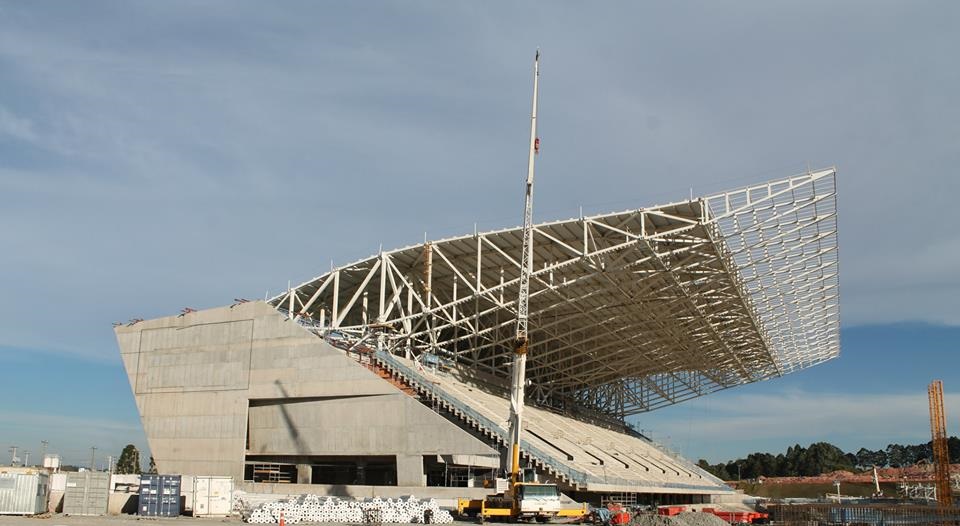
[270,168,840,419]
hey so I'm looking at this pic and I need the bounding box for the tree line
[697,437,960,480]
[115,444,157,474]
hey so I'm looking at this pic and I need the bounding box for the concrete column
[233,463,246,482]
[297,464,312,485]
[357,460,367,485]
[396,455,425,487]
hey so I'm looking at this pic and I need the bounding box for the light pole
[737,463,742,481]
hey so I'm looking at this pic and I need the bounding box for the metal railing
[372,350,592,488]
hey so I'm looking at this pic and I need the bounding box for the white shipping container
[192,476,233,517]
[63,472,109,516]
[0,473,49,515]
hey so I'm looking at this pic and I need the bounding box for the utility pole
[89,446,97,472]
[8,446,18,466]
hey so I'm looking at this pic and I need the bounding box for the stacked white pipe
[244,494,454,524]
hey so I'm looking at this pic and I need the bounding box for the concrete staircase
[311,333,728,494]
[362,359,420,398]
[367,350,593,490]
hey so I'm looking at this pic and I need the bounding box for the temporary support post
[379,253,388,322]
[331,270,340,328]
[288,286,295,320]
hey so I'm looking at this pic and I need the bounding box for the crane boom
[457,52,587,523]
[507,49,539,487]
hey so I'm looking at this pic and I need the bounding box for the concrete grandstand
[115,168,839,504]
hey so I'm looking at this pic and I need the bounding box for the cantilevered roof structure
[270,168,839,420]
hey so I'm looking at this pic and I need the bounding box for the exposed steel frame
[270,168,840,420]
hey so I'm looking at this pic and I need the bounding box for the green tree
[115,444,141,474]
[774,453,787,476]
[860,447,889,468]
[696,459,731,480]
[782,444,805,476]
[886,444,909,467]
[796,442,853,476]
[714,464,731,480]
[948,437,960,463]
[147,456,157,474]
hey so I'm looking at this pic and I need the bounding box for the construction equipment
[457,50,586,523]
[590,503,631,525]
[928,380,953,507]
[872,466,884,498]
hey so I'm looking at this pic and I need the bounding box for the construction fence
[769,503,960,525]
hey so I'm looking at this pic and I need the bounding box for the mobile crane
[457,51,587,523]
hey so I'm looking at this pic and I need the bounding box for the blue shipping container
[139,474,181,517]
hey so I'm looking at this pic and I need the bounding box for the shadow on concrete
[273,380,310,456]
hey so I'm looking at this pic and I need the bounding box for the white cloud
[0,1,958,365]
[0,105,37,143]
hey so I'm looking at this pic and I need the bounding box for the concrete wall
[115,302,497,485]
[248,395,493,457]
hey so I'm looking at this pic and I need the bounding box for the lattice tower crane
[929,379,953,507]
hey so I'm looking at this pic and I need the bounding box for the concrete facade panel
[140,320,253,351]
[117,331,141,355]
[248,393,495,458]
[119,351,140,394]
[115,301,498,485]
[137,320,253,393]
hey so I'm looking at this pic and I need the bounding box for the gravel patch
[672,512,731,526]
[631,512,680,526]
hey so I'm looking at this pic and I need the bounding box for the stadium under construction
[114,166,839,505]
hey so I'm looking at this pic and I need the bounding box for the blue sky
[1,1,959,467]
[640,323,960,463]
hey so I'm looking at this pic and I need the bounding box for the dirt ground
[0,517,478,526]
[0,516,238,526]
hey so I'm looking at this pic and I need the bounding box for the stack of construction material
[243,494,454,524]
